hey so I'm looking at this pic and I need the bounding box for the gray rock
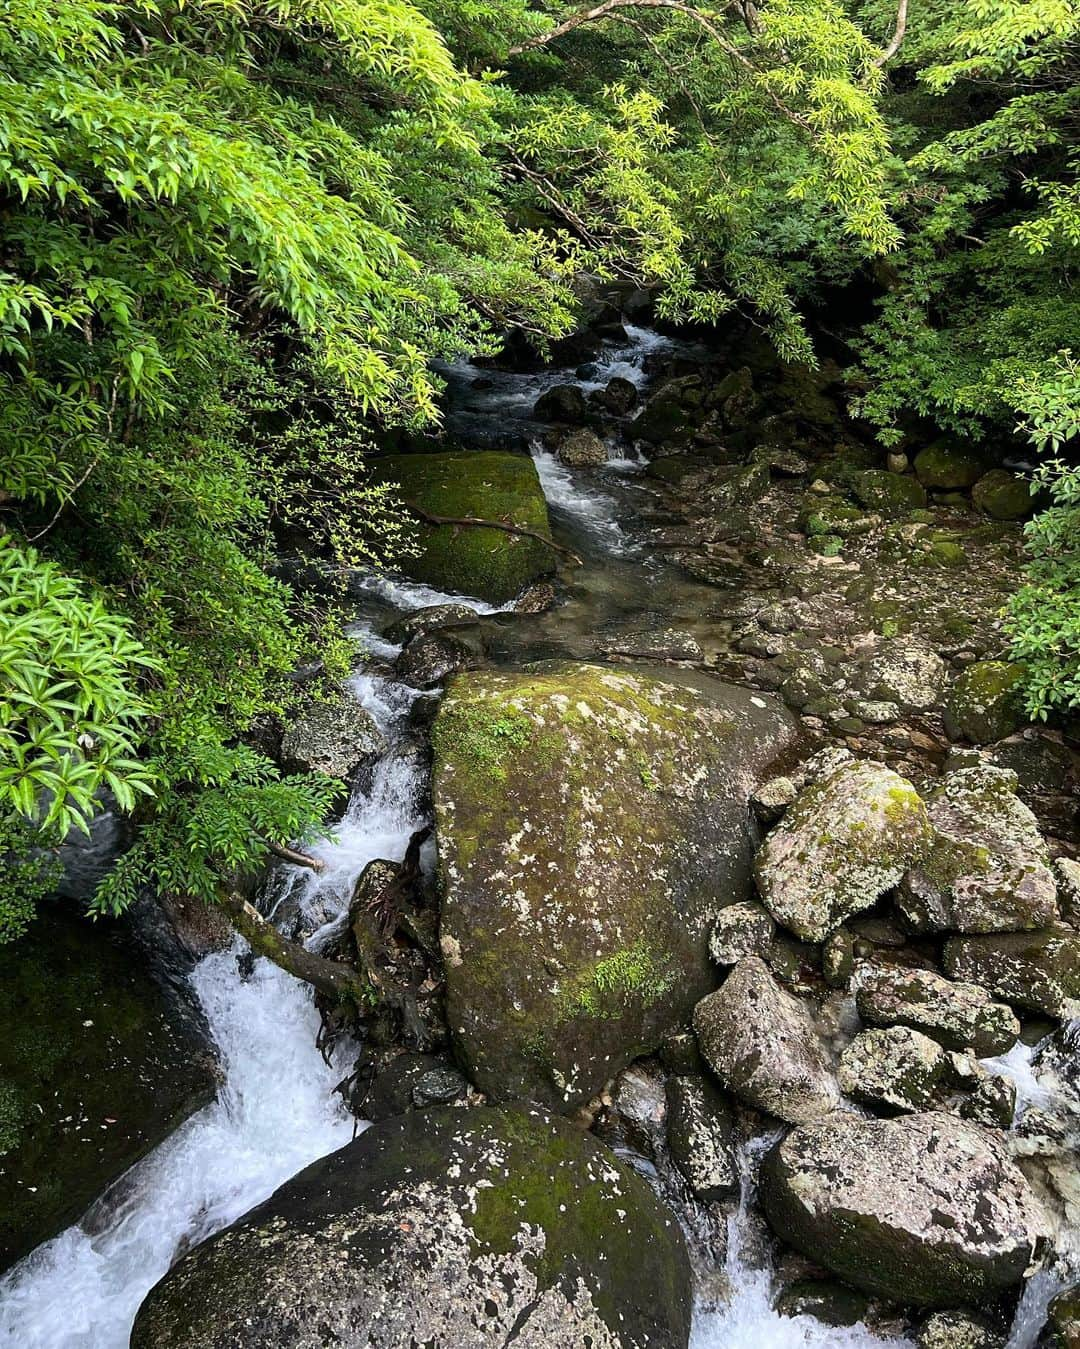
[774,1280,870,1328]
[822,927,856,989]
[856,964,1020,1056]
[590,376,638,416]
[708,901,776,966]
[761,1112,1051,1306]
[280,694,385,779]
[751,775,797,824]
[857,641,948,712]
[554,427,608,467]
[533,382,588,422]
[596,628,703,662]
[395,629,482,687]
[384,603,477,645]
[693,957,840,1124]
[838,1026,952,1112]
[411,1066,469,1108]
[959,1070,1017,1131]
[1054,857,1080,926]
[755,760,933,942]
[899,766,1058,934]
[916,1309,1006,1349]
[132,1106,693,1349]
[943,662,1027,744]
[944,927,1080,1018]
[665,1075,739,1202]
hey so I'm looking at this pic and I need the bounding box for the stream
[0,325,1073,1347]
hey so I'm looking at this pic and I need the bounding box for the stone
[913,442,985,492]
[590,375,638,416]
[822,927,855,989]
[280,694,385,779]
[972,469,1035,520]
[799,495,876,539]
[1046,1288,1080,1349]
[664,1075,739,1202]
[533,382,588,422]
[916,1310,1006,1349]
[597,628,703,662]
[761,1112,1051,1306]
[395,629,483,687]
[960,1071,1017,1131]
[632,374,705,445]
[411,1065,469,1109]
[433,664,800,1109]
[852,469,928,516]
[372,451,555,604]
[0,910,217,1272]
[887,452,910,475]
[898,765,1058,934]
[839,1025,952,1112]
[383,602,478,645]
[554,427,608,466]
[943,662,1027,744]
[132,1105,693,1349]
[751,775,797,824]
[693,957,840,1124]
[944,926,1080,1018]
[855,964,1020,1056]
[755,759,933,943]
[856,641,948,712]
[1056,858,1080,926]
[775,1280,870,1328]
[708,901,776,965]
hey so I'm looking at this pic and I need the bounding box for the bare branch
[264,839,326,873]
[873,0,908,66]
[403,499,583,565]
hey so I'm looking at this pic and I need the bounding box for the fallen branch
[404,499,582,565]
[264,839,326,873]
[873,0,908,66]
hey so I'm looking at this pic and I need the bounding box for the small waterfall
[530,442,636,555]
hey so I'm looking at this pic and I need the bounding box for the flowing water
[2,325,1074,1347]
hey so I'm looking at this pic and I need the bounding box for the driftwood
[265,839,326,873]
[404,499,582,566]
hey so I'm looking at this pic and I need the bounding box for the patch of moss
[557,940,678,1022]
[431,700,534,784]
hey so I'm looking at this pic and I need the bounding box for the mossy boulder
[761,1112,1051,1307]
[971,469,1035,521]
[433,664,800,1108]
[755,759,934,943]
[944,926,1080,1019]
[943,662,1027,745]
[373,451,555,604]
[632,374,705,445]
[799,495,875,539]
[855,964,1019,1056]
[914,441,985,492]
[838,1026,951,1113]
[851,469,928,517]
[0,909,217,1272]
[132,1105,693,1349]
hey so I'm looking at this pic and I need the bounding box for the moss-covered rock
[971,469,1035,520]
[799,495,875,539]
[855,964,1019,1056]
[943,662,1027,744]
[755,759,933,943]
[943,926,1080,1018]
[1045,1287,1080,1349]
[373,451,555,604]
[838,1026,951,1113]
[0,909,217,1271]
[913,442,985,492]
[632,374,706,445]
[761,1112,1050,1307]
[433,663,800,1108]
[851,469,928,517]
[132,1105,693,1349]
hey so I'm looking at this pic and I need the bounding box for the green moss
[0,1082,24,1156]
[557,940,678,1022]
[431,700,534,784]
[851,469,927,517]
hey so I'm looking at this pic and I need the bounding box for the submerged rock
[855,964,1020,1056]
[899,766,1058,934]
[944,927,1080,1018]
[373,451,555,604]
[132,1105,693,1349]
[761,1112,1050,1306]
[433,664,799,1108]
[280,694,385,779]
[693,957,839,1124]
[755,759,933,942]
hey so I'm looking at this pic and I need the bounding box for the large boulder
[373,451,555,604]
[664,1075,739,1202]
[761,1112,1051,1306]
[280,693,385,779]
[943,662,1027,745]
[693,957,839,1123]
[132,1105,693,1349]
[552,427,608,466]
[755,759,933,942]
[971,469,1035,521]
[852,641,948,713]
[944,927,1080,1018]
[631,375,705,446]
[433,664,800,1108]
[838,1025,952,1113]
[855,964,1019,1056]
[899,766,1058,934]
[914,441,985,492]
[0,909,217,1272]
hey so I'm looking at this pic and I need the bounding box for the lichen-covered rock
[944,927,1080,1018]
[373,451,555,604]
[708,901,776,966]
[774,1281,870,1328]
[799,495,876,539]
[761,1112,1050,1307]
[943,662,1027,745]
[554,427,608,466]
[664,1075,739,1202]
[913,442,986,493]
[959,1070,1016,1131]
[0,910,217,1271]
[131,1105,693,1349]
[434,664,800,1109]
[597,628,703,662]
[280,694,385,778]
[854,641,948,713]
[751,775,797,824]
[898,766,1057,934]
[693,957,839,1123]
[855,965,1020,1056]
[838,1026,951,1113]
[1056,858,1080,926]
[916,1310,1006,1349]
[755,760,933,942]
[972,469,1035,520]
[384,602,478,645]
[852,469,928,516]
[395,628,483,688]
[1046,1287,1080,1349]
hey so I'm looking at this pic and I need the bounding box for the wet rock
[943,662,1027,744]
[839,1025,952,1113]
[944,926,1080,1018]
[132,1105,693,1349]
[715,366,759,429]
[533,382,588,423]
[972,469,1035,520]
[1046,1287,1080,1349]
[54,791,127,902]
[353,1051,450,1122]
[395,628,483,688]
[855,964,1020,1056]
[384,602,478,645]
[1056,858,1080,926]
[0,909,217,1272]
[632,374,705,445]
[708,901,776,965]
[898,766,1058,934]
[433,664,800,1109]
[693,957,840,1124]
[755,759,933,942]
[775,1280,870,1328]
[664,1076,739,1202]
[959,1070,1016,1131]
[591,376,638,416]
[596,628,703,662]
[913,442,986,492]
[761,1112,1050,1306]
[514,580,558,614]
[553,427,608,466]
[280,694,385,779]
[852,469,928,516]
[916,1309,1006,1349]
[822,927,856,989]
[855,641,948,713]
[372,451,555,604]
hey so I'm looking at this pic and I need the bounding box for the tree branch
[873,0,908,66]
[264,839,326,873]
[404,499,582,565]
